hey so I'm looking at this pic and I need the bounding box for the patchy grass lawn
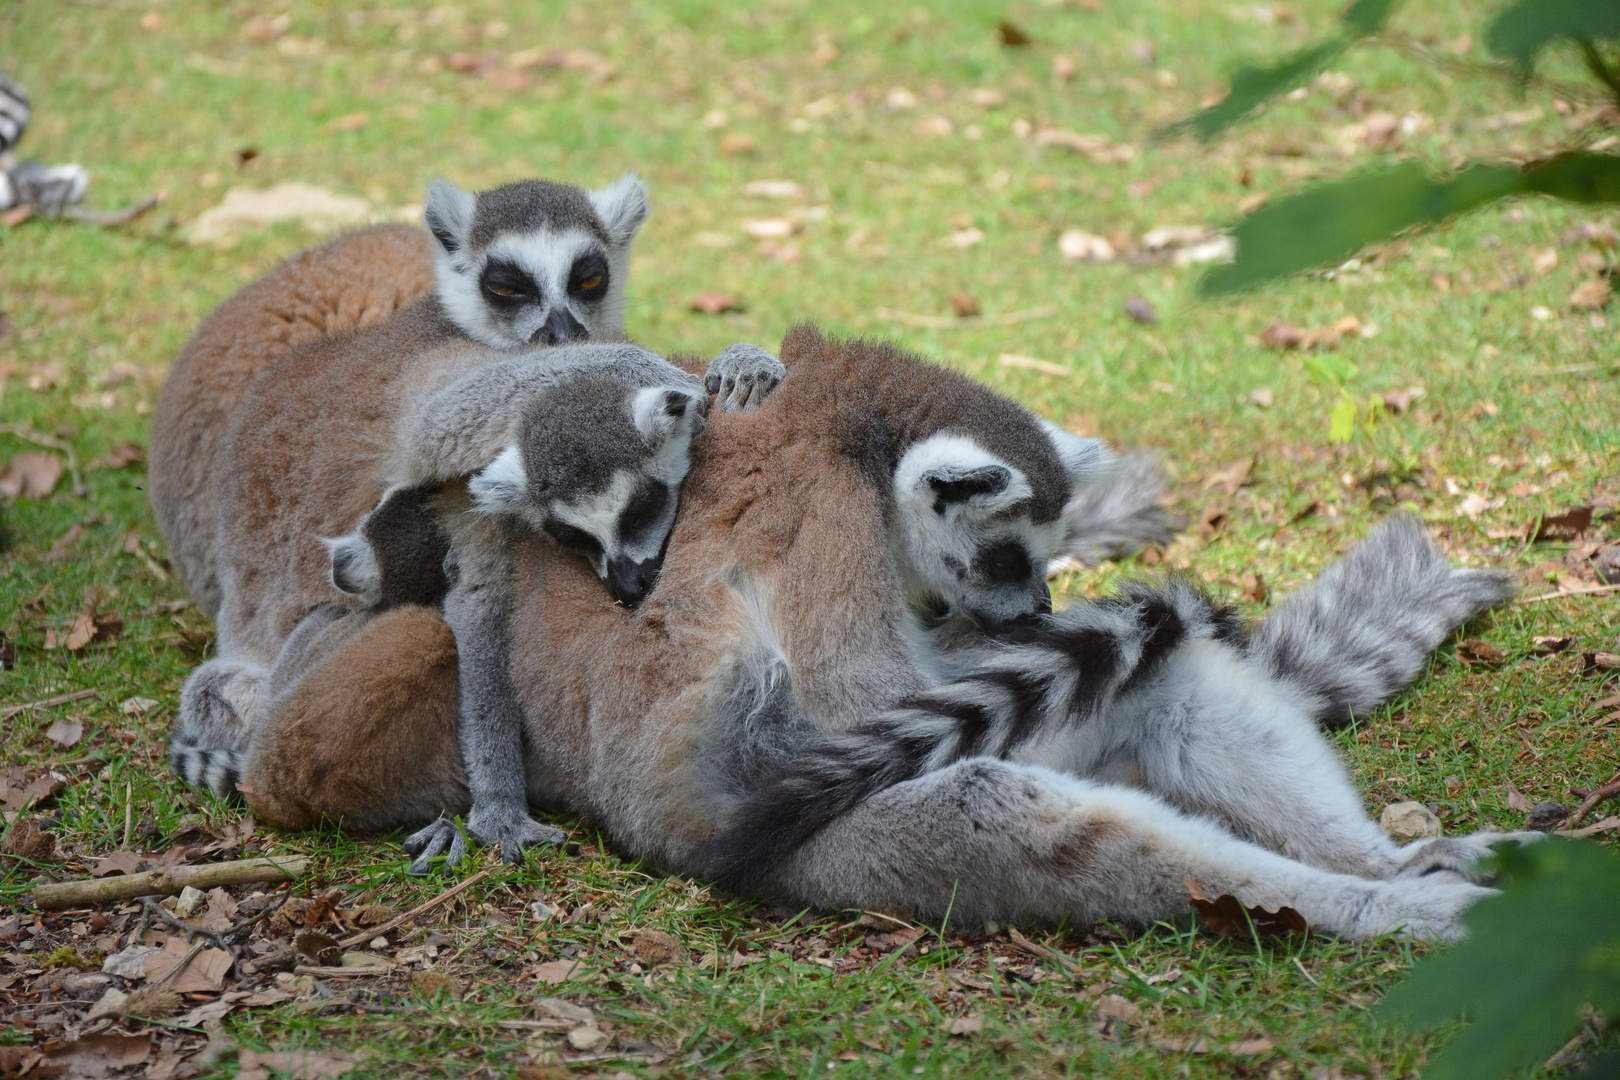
[2,0,1617,1077]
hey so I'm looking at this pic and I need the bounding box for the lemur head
[892,421,1103,632]
[469,375,708,607]
[326,485,452,611]
[423,174,648,350]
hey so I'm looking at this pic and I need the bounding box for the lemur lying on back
[191,325,1535,942]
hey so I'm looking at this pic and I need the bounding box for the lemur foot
[402,816,467,875]
[467,804,568,865]
[174,659,270,750]
[705,343,785,413]
[1395,830,1543,882]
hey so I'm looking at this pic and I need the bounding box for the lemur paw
[705,343,785,413]
[466,804,568,865]
[403,816,467,875]
[1395,829,1543,882]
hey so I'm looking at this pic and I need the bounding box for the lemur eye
[578,275,603,291]
[487,284,517,297]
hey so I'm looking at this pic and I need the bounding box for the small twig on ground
[1567,773,1620,827]
[1,688,96,721]
[1515,583,1620,605]
[143,897,232,952]
[0,424,85,495]
[32,855,310,909]
[1007,926,1084,973]
[61,194,160,227]
[224,894,290,943]
[337,867,493,948]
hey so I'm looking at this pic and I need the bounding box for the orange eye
[487,284,517,296]
[578,275,603,291]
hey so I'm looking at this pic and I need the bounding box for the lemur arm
[402,514,565,873]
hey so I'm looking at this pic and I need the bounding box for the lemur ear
[589,173,649,247]
[632,386,707,445]
[1040,420,1106,488]
[922,464,1012,508]
[469,445,530,515]
[423,179,476,256]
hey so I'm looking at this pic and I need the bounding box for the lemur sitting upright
[151,171,788,618]
[154,173,785,779]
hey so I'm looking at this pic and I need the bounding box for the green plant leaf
[1327,396,1357,443]
[1171,39,1348,143]
[1302,354,1358,386]
[1341,0,1399,36]
[1203,161,1522,293]
[1523,151,1620,203]
[1378,841,1620,1080]
[1486,0,1620,71]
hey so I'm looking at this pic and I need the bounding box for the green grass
[2,1,1617,1077]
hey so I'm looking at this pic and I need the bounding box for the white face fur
[425,175,647,351]
[468,385,707,606]
[892,426,1103,629]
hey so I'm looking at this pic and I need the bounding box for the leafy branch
[1164,0,1620,295]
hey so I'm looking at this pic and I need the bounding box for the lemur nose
[534,308,587,346]
[605,554,657,608]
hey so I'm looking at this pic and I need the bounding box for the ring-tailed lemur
[189,324,1535,941]
[0,72,89,217]
[170,354,715,804]
[153,173,784,772]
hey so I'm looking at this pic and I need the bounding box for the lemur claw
[467,805,568,866]
[705,343,785,413]
[403,816,467,875]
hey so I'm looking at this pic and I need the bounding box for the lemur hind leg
[769,759,1493,943]
[1065,634,1533,882]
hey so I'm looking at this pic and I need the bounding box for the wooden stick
[31,855,309,910]
[1006,926,1084,973]
[337,868,493,948]
[2,688,96,721]
[294,963,397,977]
[1515,583,1620,605]
[1567,773,1620,827]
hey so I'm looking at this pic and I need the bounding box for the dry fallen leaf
[1529,505,1594,543]
[236,1049,357,1080]
[187,183,373,244]
[1204,457,1254,496]
[410,970,463,999]
[719,132,758,155]
[43,1034,152,1077]
[87,442,145,470]
[1150,1034,1277,1055]
[294,930,342,966]
[1247,386,1274,408]
[1095,994,1142,1025]
[0,816,57,863]
[689,292,742,316]
[1570,278,1612,311]
[1381,800,1443,840]
[1505,782,1533,813]
[531,958,586,985]
[1186,880,1307,937]
[1059,229,1115,262]
[0,452,63,500]
[949,292,981,318]
[1,767,66,812]
[630,929,683,967]
[743,179,805,199]
[946,1014,984,1035]
[44,719,84,748]
[1123,296,1158,324]
[743,217,798,239]
[143,937,232,993]
[1258,320,1308,350]
[1456,639,1506,666]
[997,20,1031,46]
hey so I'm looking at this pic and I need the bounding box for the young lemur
[157,173,784,773]
[194,325,1534,942]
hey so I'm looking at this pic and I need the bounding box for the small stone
[1122,296,1158,323]
[535,997,595,1025]
[174,886,206,916]
[370,937,389,950]
[529,900,555,924]
[1381,801,1442,841]
[340,952,388,968]
[567,1025,609,1051]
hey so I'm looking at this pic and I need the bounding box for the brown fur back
[149,224,435,616]
[246,604,464,832]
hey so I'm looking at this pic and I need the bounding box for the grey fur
[1248,514,1517,727]
[698,516,1531,941]
[1054,448,1183,567]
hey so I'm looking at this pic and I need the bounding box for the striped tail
[167,738,248,802]
[699,580,1244,891]
[1247,515,1516,729]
